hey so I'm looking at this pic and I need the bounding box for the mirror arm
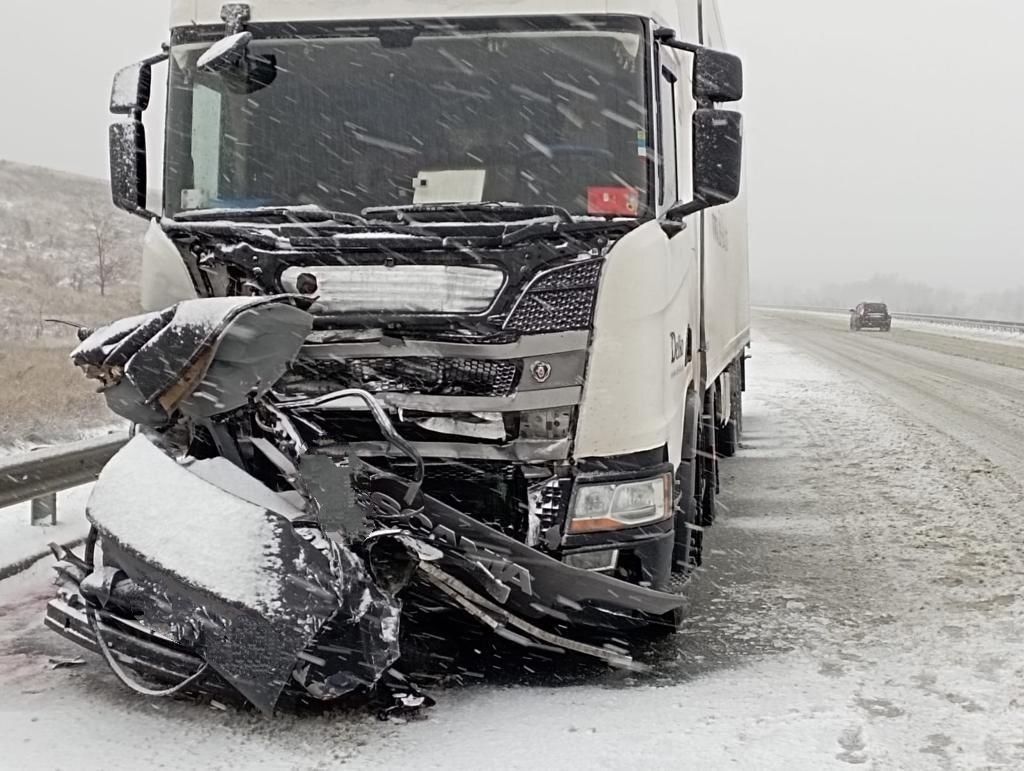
[659,218,688,238]
[127,189,158,220]
[653,27,702,54]
[665,199,705,222]
[127,207,159,221]
[143,51,170,68]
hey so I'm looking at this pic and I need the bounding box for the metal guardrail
[889,311,1024,335]
[760,306,1024,335]
[0,434,128,511]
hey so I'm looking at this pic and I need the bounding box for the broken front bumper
[45,597,238,700]
[362,463,686,634]
[46,431,687,713]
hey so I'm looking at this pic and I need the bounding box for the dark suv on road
[850,302,892,331]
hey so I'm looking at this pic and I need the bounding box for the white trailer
[111,0,749,610]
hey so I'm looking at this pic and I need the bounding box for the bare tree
[70,263,88,293]
[81,205,123,296]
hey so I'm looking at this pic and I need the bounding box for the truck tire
[719,420,738,457]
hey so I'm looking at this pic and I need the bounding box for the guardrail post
[0,434,128,511]
[31,493,58,526]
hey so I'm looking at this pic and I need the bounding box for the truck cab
[107,0,749,603]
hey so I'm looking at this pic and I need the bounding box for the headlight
[567,474,672,534]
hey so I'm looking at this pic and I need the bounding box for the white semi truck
[116,0,750,595]
[44,0,749,710]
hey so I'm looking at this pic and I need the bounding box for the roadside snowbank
[0,485,91,572]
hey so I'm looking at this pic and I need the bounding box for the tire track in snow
[762,311,1024,487]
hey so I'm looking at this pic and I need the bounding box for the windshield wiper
[174,205,369,226]
[500,217,641,248]
[362,202,575,225]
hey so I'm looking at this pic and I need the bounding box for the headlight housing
[567,474,673,534]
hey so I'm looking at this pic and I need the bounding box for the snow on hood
[184,456,304,520]
[169,295,260,327]
[87,435,288,617]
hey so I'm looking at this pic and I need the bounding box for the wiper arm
[362,202,575,225]
[500,218,642,248]
[174,205,368,226]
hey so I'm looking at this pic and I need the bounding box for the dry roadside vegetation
[0,340,123,448]
[0,160,144,449]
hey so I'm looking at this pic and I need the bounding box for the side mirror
[110,120,148,215]
[110,63,153,114]
[108,53,166,217]
[692,109,743,211]
[694,48,743,103]
[654,30,745,225]
[666,109,743,220]
[654,28,744,104]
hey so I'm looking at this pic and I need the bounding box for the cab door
[657,26,701,466]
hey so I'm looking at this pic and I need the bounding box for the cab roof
[170,0,700,38]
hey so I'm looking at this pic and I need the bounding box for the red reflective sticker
[587,186,639,216]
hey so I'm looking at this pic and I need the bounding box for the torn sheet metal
[353,459,686,630]
[184,456,304,520]
[72,296,313,424]
[405,413,506,441]
[87,436,400,713]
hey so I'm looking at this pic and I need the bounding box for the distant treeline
[755,274,1024,323]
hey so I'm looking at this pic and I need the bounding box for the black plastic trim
[575,447,668,475]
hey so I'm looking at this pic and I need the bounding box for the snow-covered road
[2,310,1023,769]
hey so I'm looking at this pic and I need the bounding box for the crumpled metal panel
[71,296,313,424]
[88,436,400,714]
[353,458,686,630]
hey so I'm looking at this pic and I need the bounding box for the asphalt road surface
[2,310,1022,769]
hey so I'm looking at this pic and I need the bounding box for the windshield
[164,17,650,219]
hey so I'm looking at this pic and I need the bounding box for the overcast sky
[1,0,1022,294]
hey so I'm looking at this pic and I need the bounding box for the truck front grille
[506,288,599,333]
[292,356,521,397]
[505,259,603,334]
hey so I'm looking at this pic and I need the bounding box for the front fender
[574,221,695,464]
